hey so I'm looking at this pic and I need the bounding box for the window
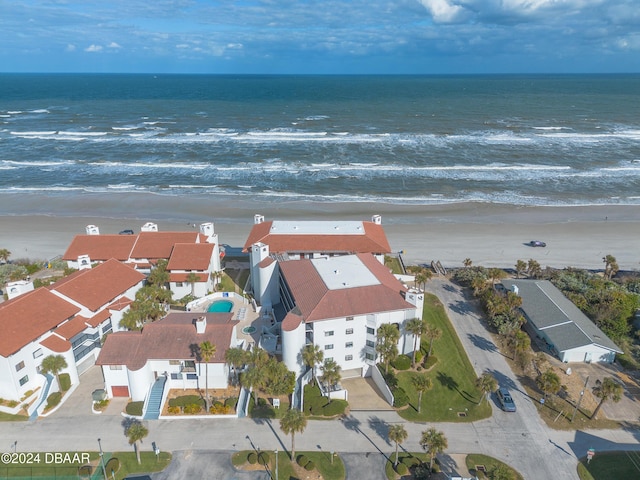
[176,282,184,287]
[326,357,333,362]
[366,340,375,348]
[366,327,375,335]
[325,331,334,337]
[170,373,182,380]
[169,360,181,365]
[109,365,123,370]
[345,342,353,348]
[15,361,25,372]
[186,373,198,380]
[33,348,43,359]
[346,316,354,321]
[324,344,334,350]
[345,328,354,335]
[365,353,375,361]
[345,355,353,361]
[19,375,29,386]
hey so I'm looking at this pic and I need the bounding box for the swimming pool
[207,300,234,313]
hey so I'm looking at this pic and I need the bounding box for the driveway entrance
[341,377,394,411]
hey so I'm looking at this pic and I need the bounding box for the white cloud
[418,0,469,24]
[85,44,103,52]
[66,44,76,52]
[107,42,121,49]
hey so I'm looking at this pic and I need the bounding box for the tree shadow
[367,416,391,446]
[435,372,476,403]
[448,299,475,316]
[467,333,497,353]
[341,414,389,460]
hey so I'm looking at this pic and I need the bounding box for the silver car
[496,387,516,412]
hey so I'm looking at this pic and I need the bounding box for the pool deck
[190,293,271,350]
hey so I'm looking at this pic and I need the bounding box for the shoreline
[0,196,638,271]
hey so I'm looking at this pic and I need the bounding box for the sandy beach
[0,194,638,272]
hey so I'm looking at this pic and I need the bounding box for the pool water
[207,300,234,313]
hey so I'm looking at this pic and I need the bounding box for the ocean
[1,73,640,216]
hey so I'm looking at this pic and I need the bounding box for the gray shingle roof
[501,279,622,354]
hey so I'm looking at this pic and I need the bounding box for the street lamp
[571,376,589,423]
[97,438,108,479]
[274,448,278,480]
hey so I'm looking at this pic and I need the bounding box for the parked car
[496,387,516,412]
[529,240,546,247]
[119,229,134,235]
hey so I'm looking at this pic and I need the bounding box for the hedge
[297,455,308,466]
[59,373,71,392]
[225,397,238,409]
[247,452,257,464]
[304,461,315,471]
[45,392,62,410]
[322,399,348,417]
[257,452,271,465]
[126,401,144,416]
[168,395,205,408]
[396,463,408,475]
[393,387,409,408]
[391,355,412,371]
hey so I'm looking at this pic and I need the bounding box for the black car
[529,240,546,247]
[119,229,134,235]
[496,387,516,412]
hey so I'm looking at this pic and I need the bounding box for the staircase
[29,374,54,422]
[143,376,166,420]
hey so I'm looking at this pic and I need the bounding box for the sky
[1,0,639,74]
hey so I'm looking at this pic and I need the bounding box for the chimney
[195,316,207,334]
[512,285,519,295]
[77,254,92,270]
[254,214,264,224]
[141,222,158,232]
[86,225,100,235]
[200,222,214,238]
[372,215,382,225]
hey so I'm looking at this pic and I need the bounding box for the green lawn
[0,411,28,422]
[397,293,491,422]
[233,450,345,480]
[578,451,640,479]
[0,451,171,479]
[466,454,524,480]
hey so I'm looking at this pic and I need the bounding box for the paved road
[2,278,639,479]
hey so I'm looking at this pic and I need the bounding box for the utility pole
[571,376,589,422]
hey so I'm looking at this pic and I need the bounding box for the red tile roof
[40,335,72,353]
[279,253,413,323]
[52,259,145,312]
[108,298,134,311]
[243,220,391,254]
[169,273,209,282]
[0,288,81,357]
[96,312,237,370]
[86,309,112,328]
[63,235,137,261]
[167,243,215,271]
[54,316,91,340]
[131,232,206,260]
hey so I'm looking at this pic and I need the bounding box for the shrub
[126,401,144,416]
[423,355,438,370]
[78,465,92,477]
[393,387,409,408]
[59,373,71,392]
[309,396,329,416]
[304,461,315,471]
[225,397,238,409]
[257,397,268,407]
[183,403,202,414]
[415,350,424,364]
[381,369,398,390]
[396,463,408,475]
[45,392,62,410]
[297,455,309,466]
[93,399,109,411]
[391,355,412,371]
[169,395,205,408]
[210,404,233,414]
[167,405,181,414]
[322,399,348,417]
[577,462,595,480]
[104,458,120,474]
[257,452,270,465]
[247,452,257,464]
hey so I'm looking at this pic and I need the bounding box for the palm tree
[147,259,170,287]
[506,330,530,361]
[320,358,342,398]
[602,255,619,280]
[387,424,408,467]
[515,260,527,279]
[40,355,68,390]
[404,317,426,367]
[0,248,10,263]
[125,420,149,464]
[199,341,216,411]
[241,364,263,406]
[536,368,561,401]
[488,268,507,289]
[424,324,442,358]
[280,408,307,460]
[301,343,324,382]
[224,347,246,386]
[186,272,200,297]
[463,258,472,269]
[376,323,400,373]
[475,372,497,405]
[420,427,448,473]
[591,377,623,419]
[411,374,433,413]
